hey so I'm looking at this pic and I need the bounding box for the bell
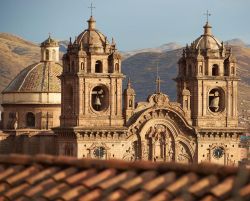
[210,96,220,111]
[94,95,101,106]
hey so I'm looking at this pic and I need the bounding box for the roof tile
[58,185,88,201]
[82,169,117,188]
[188,175,218,197]
[210,177,235,199]
[143,172,176,194]
[0,154,248,201]
[6,165,42,186]
[166,172,198,195]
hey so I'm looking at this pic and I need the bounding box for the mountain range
[0,33,249,127]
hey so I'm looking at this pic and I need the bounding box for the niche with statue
[91,85,109,112]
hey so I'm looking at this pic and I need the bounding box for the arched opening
[208,88,225,113]
[212,64,219,76]
[46,50,50,60]
[199,65,203,74]
[231,66,235,75]
[81,62,85,71]
[115,63,119,72]
[52,49,56,61]
[26,112,35,128]
[91,85,109,111]
[95,60,103,73]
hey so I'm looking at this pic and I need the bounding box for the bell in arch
[209,91,220,112]
[94,95,101,106]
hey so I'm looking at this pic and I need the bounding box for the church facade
[54,16,245,166]
[0,15,246,166]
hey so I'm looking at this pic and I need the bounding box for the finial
[127,77,131,88]
[112,37,116,45]
[88,2,96,17]
[156,63,161,93]
[69,37,72,45]
[203,10,211,24]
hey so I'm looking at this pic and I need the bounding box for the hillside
[0,33,249,126]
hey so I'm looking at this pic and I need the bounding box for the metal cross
[156,63,161,93]
[204,10,211,23]
[88,3,95,16]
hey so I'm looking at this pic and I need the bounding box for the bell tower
[176,22,239,128]
[60,15,125,128]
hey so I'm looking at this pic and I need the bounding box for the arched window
[199,65,203,74]
[81,62,85,71]
[231,66,235,75]
[115,63,119,72]
[212,64,219,76]
[52,49,56,61]
[95,60,102,73]
[26,112,35,128]
[46,50,50,60]
[129,99,133,107]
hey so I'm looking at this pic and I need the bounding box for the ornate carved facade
[54,16,245,166]
[0,15,246,166]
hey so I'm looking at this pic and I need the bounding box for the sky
[0,0,250,51]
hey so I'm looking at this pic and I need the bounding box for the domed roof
[75,16,111,53]
[41,35,59,47]
[3,62,62,93]
[193,23,222,50]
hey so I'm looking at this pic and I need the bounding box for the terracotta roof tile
[210,177,235,199]
[0,154,248,201]
[82,169,117,188]
[58,185,88,201]
[239,184,250,200]
[143,172,176,193]
[187,175,218,197]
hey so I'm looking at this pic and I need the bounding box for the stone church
[0,15,246,166]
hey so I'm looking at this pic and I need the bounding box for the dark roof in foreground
[0,154,249,201]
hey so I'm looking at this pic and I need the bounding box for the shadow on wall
[0,132,57,155]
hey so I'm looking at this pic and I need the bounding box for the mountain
[226,39,249,47]
[122,42,182,59]
[0,33,249,127]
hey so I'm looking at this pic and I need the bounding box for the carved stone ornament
[148,93,170,107]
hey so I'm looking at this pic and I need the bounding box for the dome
[41,35,58,47]
[193,23,222,50]
[75,16,111,53]
[3,62,62,93]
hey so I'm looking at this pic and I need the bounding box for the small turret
[40,34,59,62]
[123,78,136,124]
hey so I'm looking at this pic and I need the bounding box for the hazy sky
[0,0,249,51]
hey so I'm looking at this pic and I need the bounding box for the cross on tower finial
[204,10,211,23]
[156,63,161,93]
[88,2,95,16]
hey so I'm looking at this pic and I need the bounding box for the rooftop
[0,154,249,201]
